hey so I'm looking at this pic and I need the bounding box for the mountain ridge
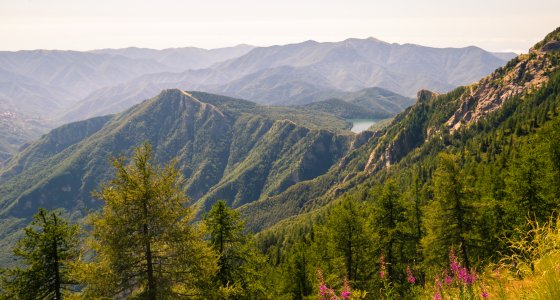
[58,37,514,124]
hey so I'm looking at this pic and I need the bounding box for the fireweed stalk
[317,269,352,300]
[430,248,488,300]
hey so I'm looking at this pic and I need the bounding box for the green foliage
[301,98,380,119]
[255,32,560,298]
[0,208,79,299]
[422,153,475,270]
[204,200,268,298]
[316,197,373,288]
[78,143,217,299]
[369,179,413,289]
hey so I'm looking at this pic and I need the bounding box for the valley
[1,3,559,297]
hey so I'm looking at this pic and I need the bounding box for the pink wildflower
[406,265,416,284]
[340,277,351,300]
[433,293,442,300]
[481,282,489,298]
[450,248,460,275]
[458,267,469,284]
[467,270,477,285]
[444,270,453,286]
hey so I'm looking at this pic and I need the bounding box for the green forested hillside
[0,89,358,264]
[300,87,415,119]
[248,27,560,298]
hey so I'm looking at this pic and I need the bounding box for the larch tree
[319,196,372,288]
[204,200,266,298]
[0,208,79,300]
[370,179,407,282]
[79,143,217,299]
[422,153,473,269]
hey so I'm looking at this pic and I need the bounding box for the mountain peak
[366,36,383,42]
[149,89,223,116]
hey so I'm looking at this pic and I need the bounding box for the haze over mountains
[60,38,515,122]
[0,37,515,165]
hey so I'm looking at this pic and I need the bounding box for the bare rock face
[444,28,560,132]
[445,50,559,132]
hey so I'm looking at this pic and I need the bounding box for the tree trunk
[143,199,156,300]
[52,214,62,300]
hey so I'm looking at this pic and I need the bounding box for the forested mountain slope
[240,27,560,232]
[247,27,560,298]
[0,89,361,263]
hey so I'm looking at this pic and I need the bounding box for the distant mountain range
[0,45,255,162]
[0,38,515,164]
[91,44,255,72]
[59,38,515,122]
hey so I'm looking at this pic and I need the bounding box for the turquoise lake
[348,119,377,133]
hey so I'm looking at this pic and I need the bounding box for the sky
[0,0,559,53]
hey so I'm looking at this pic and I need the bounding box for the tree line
[0,144,268,299]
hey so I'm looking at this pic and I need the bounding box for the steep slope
[301,87,416,118]
[61,38,513,122]
[301,99,380,119]
[237,27,560,232]
[0,90,356,261]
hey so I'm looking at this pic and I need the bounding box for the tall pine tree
[370,179,407,283]
[422,153,473,269]
[204,200,266,298]
[79,143,217,299]
[0,208,79,300]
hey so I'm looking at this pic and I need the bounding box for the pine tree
[204,200,266,298]
[422,153,473,269]
[0,208,79,300]
[319,196,372,288]
[283,242,313,300]
[370,179,407,282]
[505,140,555,224]
[79,143,217,299]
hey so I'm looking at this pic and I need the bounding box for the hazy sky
[1,0,559,53]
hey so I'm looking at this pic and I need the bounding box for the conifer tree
[505,141,555,224]
[283,242,313,299]
[80,143,217,299]
[370,179,407,281]
[319,196,372,287]
[0,208,79,300]
[204,200,266,298]
[422,153,473,269]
